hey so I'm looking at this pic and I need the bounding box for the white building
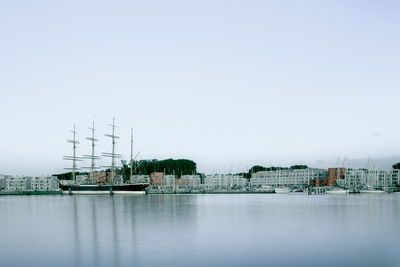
[0,174,7,190]
[251,169,328,187]
[164,175,176,187]
[343,169,400,188]
[31,176,59,191]
[5,176,31,191]
[204,174,246,189]
[230,175,247,188]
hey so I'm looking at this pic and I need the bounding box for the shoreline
[147,191,275,194]
[0,190,63,196]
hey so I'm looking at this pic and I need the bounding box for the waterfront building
[5,176,31,191]
[229,175,247,188]
[181,175,201,186]
[204,174,246,190]
[310,177,329,187]
[149,173,201,191]
[342,169,400,188]
[26,177,32,190]
[328,168,346,186]
[174,177,188,186]
[251,168,328,188]
[204,174,225,189]
[31,176,59,191]
[0,174,7,190]
[149,173,173,188]
[164,175,176,187]
[4,176,59,191]
[150,172,164,186]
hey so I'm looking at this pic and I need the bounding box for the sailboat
[359,166,385,194]
[274,170,290,194]
[59,119,149,195]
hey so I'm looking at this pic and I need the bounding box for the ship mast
[102,118,121,184]
[63,124,81,184]
[82,121,99,183]
[130,128,133,183]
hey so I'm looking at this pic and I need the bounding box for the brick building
[328,168,346,186]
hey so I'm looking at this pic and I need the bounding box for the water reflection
[70,196,140,267]
[111,197,120,267]
[73,197,81,266]
[91,198,98,267]
[0,194,399,267]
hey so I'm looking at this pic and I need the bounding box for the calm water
[1,193,400,267]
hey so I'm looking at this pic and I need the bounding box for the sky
[1,0,400,176]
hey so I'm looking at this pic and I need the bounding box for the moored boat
[325,187,349,194]
[58,181,149,195]
[292,188,304,193]
[359,186,385,194]
[274,187,290,194]
[61,119,150,195]
[256,185,274,193]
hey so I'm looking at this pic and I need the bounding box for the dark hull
[59,183,149,192]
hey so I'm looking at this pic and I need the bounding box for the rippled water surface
[1,193,400,267]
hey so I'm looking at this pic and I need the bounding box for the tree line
[119,158,198,181]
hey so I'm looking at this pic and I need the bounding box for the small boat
[274,187,290,194]
[359,186,385,194]
[348,187,360,194]
[325,187,349,194]
[255,185,274,193]
[292,188,303,192]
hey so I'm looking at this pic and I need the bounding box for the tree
[392,162,400,169]
[249,165,267,173]
[244,165,290,179]
[289,165,308,170]
[127,158,197,177]
[119,160,131,182]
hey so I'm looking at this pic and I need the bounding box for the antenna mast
[82,121,100,183]
[102,118,121,184]
[63,124,82,184]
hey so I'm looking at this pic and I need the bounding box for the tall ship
[59,119,150,195]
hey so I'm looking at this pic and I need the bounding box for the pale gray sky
[1,0,399,175]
